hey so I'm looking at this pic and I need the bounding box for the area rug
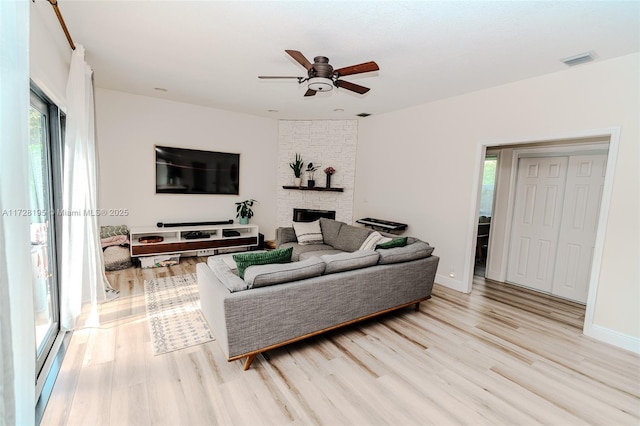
[144,273,214,355]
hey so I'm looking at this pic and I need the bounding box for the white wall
[277,120,357,227]
[95,89,279,239]
[356,53,639,348]
[30,0,70,107]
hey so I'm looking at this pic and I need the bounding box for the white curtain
[0,1,36,424]
[60,45,117,331]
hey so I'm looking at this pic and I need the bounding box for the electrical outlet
[196,249,217,256]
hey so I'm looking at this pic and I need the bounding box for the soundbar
[157,220,234,228]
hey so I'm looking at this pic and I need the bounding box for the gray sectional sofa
[197,218,439,370]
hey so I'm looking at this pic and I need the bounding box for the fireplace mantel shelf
[282,186,344,192]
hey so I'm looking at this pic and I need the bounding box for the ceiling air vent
[561,52,595,67]
[356,113,371,117]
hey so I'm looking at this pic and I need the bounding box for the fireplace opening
[293,208,336,222]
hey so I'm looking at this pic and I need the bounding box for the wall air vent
[356,113,371,117]
[561,52,595,67]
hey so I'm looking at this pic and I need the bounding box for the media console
[129,223,259,257]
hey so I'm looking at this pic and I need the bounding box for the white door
[506,156,568,293]
[551,154,607,303]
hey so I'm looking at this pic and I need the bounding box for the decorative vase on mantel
[323,167,335,189]
[307,179,315,188]
[294,177,301,187]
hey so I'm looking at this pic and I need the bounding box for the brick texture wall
[277,120,357,227]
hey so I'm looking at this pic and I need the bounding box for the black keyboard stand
[356,217,408,232]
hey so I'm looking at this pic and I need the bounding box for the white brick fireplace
[277,120,357,227]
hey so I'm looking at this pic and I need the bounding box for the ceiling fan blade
[285,50,313,71]
[335,80,370,94]
[258,76,303,79]
[304,89,317,97]
[333,61,379,77]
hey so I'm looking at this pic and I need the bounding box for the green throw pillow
[232,247,293,279]
[376,237,408,250]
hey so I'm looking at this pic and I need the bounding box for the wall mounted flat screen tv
[155,145,239,195]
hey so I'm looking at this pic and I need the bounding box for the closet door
[551,155,607,303]
[506,156,568,293]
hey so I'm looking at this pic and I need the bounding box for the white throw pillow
[359,231,387,250]
[292,220,324,245]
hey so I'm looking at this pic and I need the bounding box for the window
[479,155,497,217]
[30,84,64,406]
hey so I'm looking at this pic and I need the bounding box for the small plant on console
[236,199,257,224]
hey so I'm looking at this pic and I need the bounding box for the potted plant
[235,199,257,224]
[289,153,304,187]
[305,162,320,188]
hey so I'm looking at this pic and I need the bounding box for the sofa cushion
[280,242,336,261]
[376,237,408,250]
[332,224,372,252]
[299,249,344,261]
[292,220,324,245]
[319,218,343,247]
[232,247,293,279]
[244,257,326,288]
[321,250,380,274]
[207,257,248,292]
[277,227,298,245]
[376,241,434,265]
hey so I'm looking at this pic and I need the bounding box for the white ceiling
[46,1,639,120]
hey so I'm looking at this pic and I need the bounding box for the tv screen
[155,145,239,195]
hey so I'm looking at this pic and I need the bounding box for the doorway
[30,90,61,377]
[474,155,497,277]
[30,84,66,421]
[474,137,610,305]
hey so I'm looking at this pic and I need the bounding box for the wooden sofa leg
[243,354,257,370]
[414,302,421,312]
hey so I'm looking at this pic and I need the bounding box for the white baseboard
[435,274,467,293]
[584,323,640,354]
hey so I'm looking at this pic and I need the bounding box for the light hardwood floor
[41,257,640,425]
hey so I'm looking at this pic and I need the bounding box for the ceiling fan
[259,50,379,97]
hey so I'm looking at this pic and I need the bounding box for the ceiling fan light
[308,77,333,92]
